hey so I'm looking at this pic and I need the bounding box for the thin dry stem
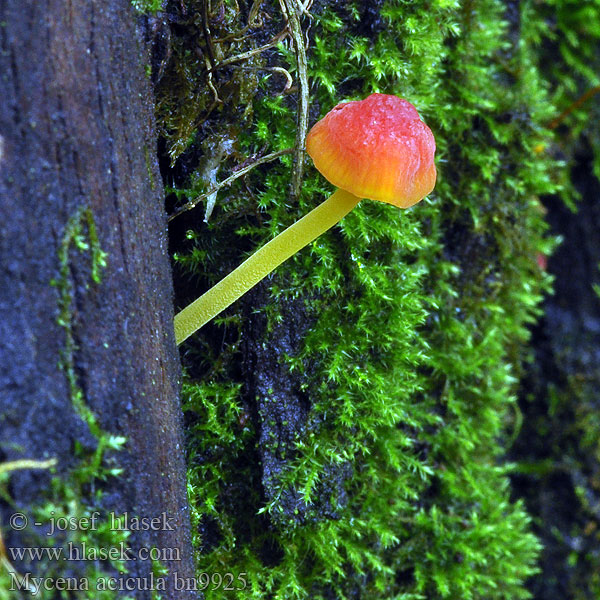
[280,0,310,201]
[213,29,288,68]
[168,148,294,222]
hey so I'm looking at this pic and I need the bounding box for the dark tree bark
[0,1,194,598]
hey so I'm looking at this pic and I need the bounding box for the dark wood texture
[0,1,195,597]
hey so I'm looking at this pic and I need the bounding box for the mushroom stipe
[174,94,436,345]
[174,188,359,344]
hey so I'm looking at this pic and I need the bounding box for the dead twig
[548,85,600,130]
[200,0,218,72]
[235,65,294,94]
[212,0,266,43]
[280,0,310,201]
[213,29,288,69]
[168,148,294,222]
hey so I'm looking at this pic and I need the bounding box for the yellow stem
[174,188,360,344]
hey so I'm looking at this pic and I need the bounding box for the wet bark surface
[0,1,195,597]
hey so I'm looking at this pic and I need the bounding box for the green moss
[528,0,600,184]
[165,0,571,597]
[131,0,162,15]
[145,145,156,190]
[52,208,106,428]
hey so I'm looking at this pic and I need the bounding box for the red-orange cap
[306,94,436,208]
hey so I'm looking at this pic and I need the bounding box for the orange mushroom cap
[306,93,436,208]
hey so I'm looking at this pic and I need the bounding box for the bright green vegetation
[52,208,108,445]
[162,0,592,598]
[131,0,163,14]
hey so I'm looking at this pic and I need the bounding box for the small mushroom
[174,93,436,344]
[306,93,436,207]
